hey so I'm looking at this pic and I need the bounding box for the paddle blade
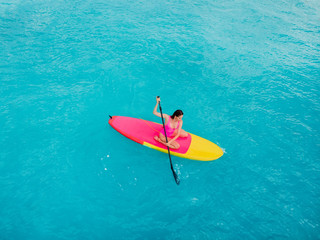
[172,169,180,185]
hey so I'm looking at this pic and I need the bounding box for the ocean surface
[1,0,320,239]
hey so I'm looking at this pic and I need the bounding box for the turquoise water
[1,0,320,239]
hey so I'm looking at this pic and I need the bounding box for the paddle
[157,96,180,185]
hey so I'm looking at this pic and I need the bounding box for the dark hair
[171,110,183,119]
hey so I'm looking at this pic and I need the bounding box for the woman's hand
[156,96,160,103]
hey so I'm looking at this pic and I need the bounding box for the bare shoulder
[162,114,170,120]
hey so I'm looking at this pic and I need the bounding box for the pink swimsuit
[160,117,179,138]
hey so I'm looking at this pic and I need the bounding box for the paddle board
[108,116,223,161]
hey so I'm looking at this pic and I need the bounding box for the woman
[153,97,188,149]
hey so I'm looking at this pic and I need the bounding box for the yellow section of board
[143,133,223,161]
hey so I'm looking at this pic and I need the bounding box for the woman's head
[171,110,183,120]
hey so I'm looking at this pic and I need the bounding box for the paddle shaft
[157,97,180,185]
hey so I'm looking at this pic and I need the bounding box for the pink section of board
[110,116,191,154]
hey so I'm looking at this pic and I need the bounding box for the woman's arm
[153,97,162,118]
[153,97,169,120]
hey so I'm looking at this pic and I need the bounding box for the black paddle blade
[173,170,180,185]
